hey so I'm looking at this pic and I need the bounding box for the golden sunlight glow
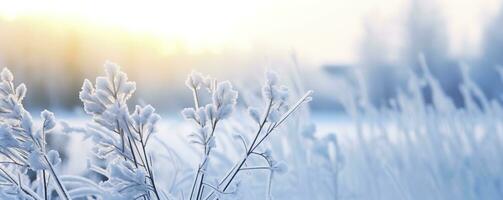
[0,0,498,64]
[0,0,258,54]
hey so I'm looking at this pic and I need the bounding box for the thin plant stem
[126,134,139,168]
[195,120,219,200]
[189,170,200,200]
[189,85,202,200]
[43,171,48,200]
[139,124,161,200]
[193,89,200,109]
[44,155,70,200]
[240,166,271,171]
[41,123,48,200]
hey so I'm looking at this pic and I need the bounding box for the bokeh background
[4,1,503,199]
[0,0,501,114]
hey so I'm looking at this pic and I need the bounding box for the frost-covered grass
[2,57,503,200]
[0,68,69,200]
[0,62,313,200]
[327,56,503,199]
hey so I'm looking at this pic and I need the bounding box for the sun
[0,0,258,54]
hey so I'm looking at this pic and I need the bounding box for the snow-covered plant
[182,71,237,200]
[0,68,69,200]
[320,55,503,199]
[182,70,313,200]
[62,62,163,200]
[0,61,314,200]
